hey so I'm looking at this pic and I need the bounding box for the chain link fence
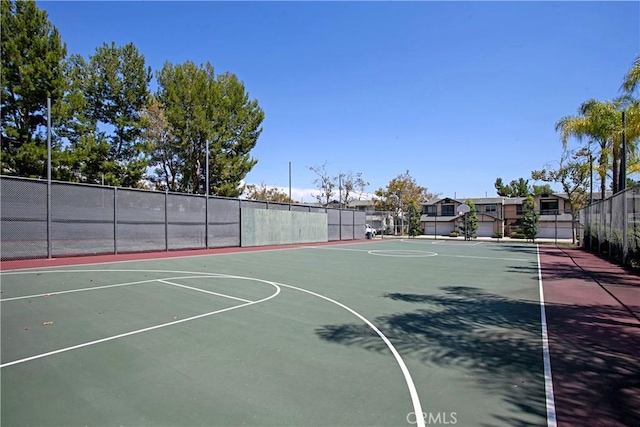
[0,176,365,260]
[579,184,640,267]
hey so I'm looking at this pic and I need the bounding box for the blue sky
[38,1,639,201]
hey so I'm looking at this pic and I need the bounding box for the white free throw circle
[368,250,438,258]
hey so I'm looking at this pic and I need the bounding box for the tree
[155,62,263,197]
[494,177,531,197]
[209,72,264,197]
[337,171,369,207]
[309,162,336,207]
[141,95,181,191]
[1,0,67,177]
[556,99,622,198]
[521,194,539,242]
[619,55,640,188]
[374,171,438,235]
[622,54,640,94]
[61,42,152,187]
[459,199,478,240]
[244,183,294,203]
[532,149,589,243]
[407,200,422,237]
[374,170,439,234]
[532,184,555,195]
[374,170,438,211]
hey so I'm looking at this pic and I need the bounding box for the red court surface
[539,245,640,427]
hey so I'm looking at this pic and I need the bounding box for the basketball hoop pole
[457,203,471,240]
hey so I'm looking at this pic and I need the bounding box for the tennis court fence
[579,184,640,267]
[0,176,365,260]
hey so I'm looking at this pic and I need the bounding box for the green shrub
[449,231,459,237]
[492,232,503,238]
[511,232,525,239]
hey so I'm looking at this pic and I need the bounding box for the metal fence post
[47,98,52,259]
[165,189,169,252]
[113,186,118,255]
[353,210,356,240]
[205,194,209,250]
[47,179,52,259]
[608,198,612,259]
[238,199,242,247]
[623,189,629,265]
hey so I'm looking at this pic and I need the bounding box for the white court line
[0,274,232,302]
[158,279,253,303]
[311,246,371,252]
[276,281,425,427]
[431,241,482,246]
[0,272,281,369]
[312,246,528,262]
[2,268,424,427]
[536,245,557,427]
[438,254,529,262]
[400,239,483,246]
[1,277,159,302]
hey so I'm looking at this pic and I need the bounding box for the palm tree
[620,55,640,183]
[555,99,620,198]
[621,55,640,94]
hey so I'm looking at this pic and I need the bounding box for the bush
[449,231,459,237]
[511,232,525,239]
[492,232,503,239]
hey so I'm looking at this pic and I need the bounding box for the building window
[424,205,437,216]
[485,204,496,213]
[540,200,559,215]
[441,204,455,216]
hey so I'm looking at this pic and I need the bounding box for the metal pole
[289,161,292,209]
[434,209,437,240]
[47,97,52,259]
[623,189,628,265]
[205,140,209,249]
[589,151,593,205]
[555,209,558,245]
[339,174,342,209]
[401,200,404,236]
[589,151,593,250]
[464,214,467,241]
[621,111,627,192]
[165,188,169,251]
[113,187,118,254]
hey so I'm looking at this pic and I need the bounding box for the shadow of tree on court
[488,244,539,255]
[316,286,640,427]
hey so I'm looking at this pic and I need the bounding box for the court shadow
[488,244,539,255]
[508,251,640,289]
[316,286,640,427]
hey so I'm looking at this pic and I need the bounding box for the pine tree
[521,195,539,242]
[407,200,422,237]
[459,199,478,240]
[1,0,67,177]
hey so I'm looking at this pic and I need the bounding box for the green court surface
[1,240,550,426]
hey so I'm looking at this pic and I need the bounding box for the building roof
[424,193,583,206]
